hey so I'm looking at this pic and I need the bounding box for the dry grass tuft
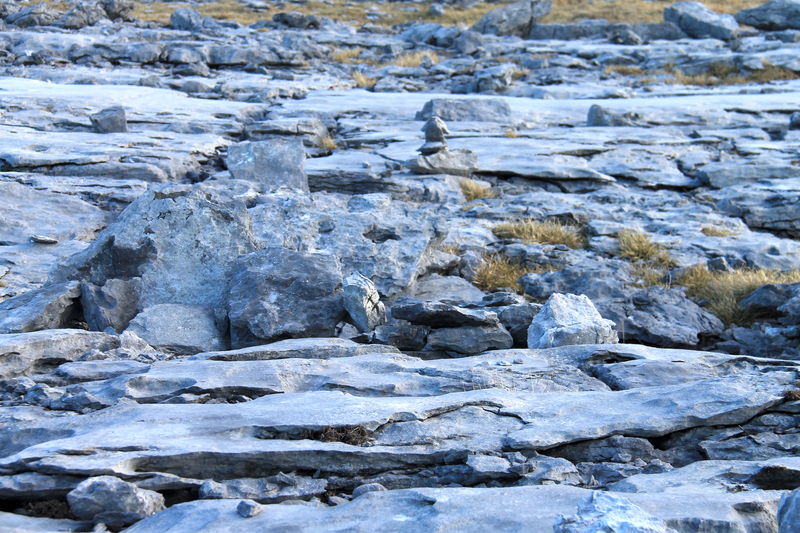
[391,51,440,68]
[605,65,645,76]
[677,264,800,325]
[493,220,585,249]
[319,135,337,151]
[747,64,800,83]
[617,230,675,268]
[701,226,740,237]
[330,47,364,63]
[504,128,519,138]
[662,61,800,86]
[473,255,528,293]
[459,178,495,201]
[353,72,377,89]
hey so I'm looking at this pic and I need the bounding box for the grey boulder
[664,1,740,40]
[53,187,257,313]
[391,298,500,328]
[472,0,552,38]
[736,0,800,30]
[528,293,618,349]
[343,273,386,333]
[228,247,345,348]
[67,476,164,528]
[425,324,513,355]
[90,106,128,133]
[587,105,640,127]
[226,139,308,193]
[126,304,227,355]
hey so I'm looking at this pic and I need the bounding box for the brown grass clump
[605,65,645,76]
[676,264,800,325]
[662,61,800,87]
[330,47,363,64]
[319,135,337,151]
[617,230,675,268]
[493,220,585,249]
[353,72,377,89]
[391,51,440,68]
[701,226,740,237]
[459,178,495,201]
[473,255,529,293]
[503,128,519,138]
[746,64,800,83]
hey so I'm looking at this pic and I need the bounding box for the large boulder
[226,139,308,193]
[736,0,800,30]
[57,2,107,29]
[248,193,437,298]
[664,1,740,40]
[100,0,134,21]
[52,187,257,316]
[228,247,345,348]
[5,3,58,27]
[527,293,618,349]
[598,287,724,348]
[472,0,552,38]
[67,476,164,529]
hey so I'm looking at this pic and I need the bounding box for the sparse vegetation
[319,135,337,151]
[459,178,495,202]
[77,0,768,29]
[391,51,440,68]
[605,65,645,76]
[330,47,364,64]
[616,230,676,287]
[701,226,740,237]
[662,61,800,86]
[493,220,585,249]
[617,230,675,268]
[353,72,377,89]
[676,265,800,325]
[503,128,519,138]
[540,0,763,24]
[473,254,528,293]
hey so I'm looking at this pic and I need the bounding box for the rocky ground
[1,0,800,531]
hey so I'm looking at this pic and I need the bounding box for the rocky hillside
[1,0,800,531]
